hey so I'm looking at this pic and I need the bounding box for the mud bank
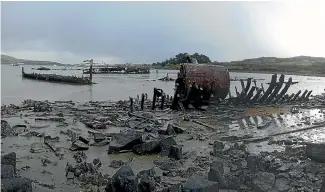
[1,95,325,192]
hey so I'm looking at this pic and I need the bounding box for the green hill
[1,54,65,66]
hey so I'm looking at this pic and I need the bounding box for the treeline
[152,53,211,67]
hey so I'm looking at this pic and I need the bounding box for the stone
[78,136,90,144]
[306,142,325,163]
[276,163,293,173]
[109,160,125,169]
[136,168,157,192]
[160,137,177,156]
[320,177,325,192]
[111,165,136,192]
[166,123,176,135]
[70,140,89,151]
[105,178,114,192]
[252,172,275,192]
[153,159,181,171]
[183,174,219,192]
[67,172,75,179]
[1,177,32,192]
[108,132,143,154]
[271,178,291,192]
[1,120,13,138]
[208,159,241,189]
[1,165,15,179]
[247,155,269,173]
[169,145,182,160]
[167,183,183,192]
[133,140,161,155]
[94,133,106,142]
[1,152,16,174]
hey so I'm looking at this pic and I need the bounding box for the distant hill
[1,54,66,66]
[222,56,325,75]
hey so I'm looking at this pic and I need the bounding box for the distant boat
[12,62,24,66]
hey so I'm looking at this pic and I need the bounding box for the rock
[166,124,176,135]
[136,168,157,192]
[1,152,16,174]
[169,145,182,160]
[90,139,111,146]
[133,140,161,155]
[70,140,89,151]
[78,136,90,144]
[320,177,325,192]
[160,137,177,156]
[109,160,125,169]
[108,132,143,154]
[94,133,106,142]
[252,172,275,192]
[211,140,225,156]
[183,174,219,192]
[153,159,181,171]
[306,142,325,163]
[111,165,136,192]
[67,172,75,179]
[1,177,32,192]
[271,178,291,192]
[276,163,293,173]
[105,178,114,192]
[1,165,15,179]
[208,159,241,190]
[247,155,269,173]
[1,120,13,138]
[165,183,183,192]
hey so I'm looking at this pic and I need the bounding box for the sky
[1,1,325,64]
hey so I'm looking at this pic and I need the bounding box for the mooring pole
[89,59,93,83]
[22,67,24,76]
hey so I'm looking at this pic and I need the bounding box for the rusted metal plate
[182,63,230,100]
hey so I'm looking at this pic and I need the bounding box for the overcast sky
[1,1,325,64]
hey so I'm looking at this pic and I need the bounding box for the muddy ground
[1,95,325,192]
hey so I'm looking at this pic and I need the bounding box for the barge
[21,67,93,85]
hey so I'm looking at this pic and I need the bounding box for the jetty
[21,65,94,85]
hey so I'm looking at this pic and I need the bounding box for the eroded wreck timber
[21,67,94,85]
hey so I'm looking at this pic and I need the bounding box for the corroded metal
[182,63,230,101]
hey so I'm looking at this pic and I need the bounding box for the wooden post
[22,67,24,76]
[89,59,93,83]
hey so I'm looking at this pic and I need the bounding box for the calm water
[1,65,325,105]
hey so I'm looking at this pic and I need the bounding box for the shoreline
[1,97,325,191]
[152,67,325,77]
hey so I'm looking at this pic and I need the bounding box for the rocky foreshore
[1,95,325,192]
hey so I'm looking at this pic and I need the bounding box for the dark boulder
[1,165,15,179]
[133,140,161,155]
[183,174,219,192]
[1,152,16,174]
[160,137,177,156]
[1,177,32,192]
[70,140,89,151]
[135,168,157,192]
[111,165,136,192]
[208,159,241,190]
[252,172,275,192]
[306,142,325,163]
[169,145,182,160]
[108,132,143,154]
